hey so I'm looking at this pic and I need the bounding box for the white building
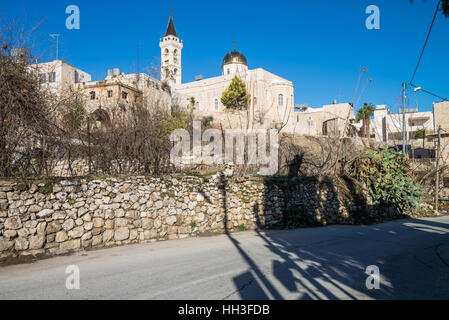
[29,13,360,137]
[30,60,91,97]
[371,105,434,144]
[161,14,295,131]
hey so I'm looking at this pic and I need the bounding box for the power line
[410,0,441,84]
[409,83,448,101]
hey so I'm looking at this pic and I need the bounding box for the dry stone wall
[0,173,357,262]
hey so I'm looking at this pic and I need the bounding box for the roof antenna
[233,39,236,52]
[50,34,60,60]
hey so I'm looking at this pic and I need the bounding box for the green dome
[222,50,248,67]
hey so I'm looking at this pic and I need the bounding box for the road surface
[1,216,449,300]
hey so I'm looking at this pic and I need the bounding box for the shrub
[238,225,248,232]
[285,206,322,228]
[349,147,422,212]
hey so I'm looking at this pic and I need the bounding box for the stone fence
[0,173,378,262]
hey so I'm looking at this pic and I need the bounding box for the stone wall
[0,173,368,262]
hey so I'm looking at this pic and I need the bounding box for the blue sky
[2,0,448,113]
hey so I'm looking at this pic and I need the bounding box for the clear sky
[2,0,448,113]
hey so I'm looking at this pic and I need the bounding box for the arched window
[173,50,178,63]
[254,97,257,106]
[278,94,284,107]
[215,99,219,111]
[174,69,178,75]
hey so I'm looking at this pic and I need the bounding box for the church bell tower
[160,10,183,86]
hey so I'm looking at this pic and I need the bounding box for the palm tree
[356,103,375,138]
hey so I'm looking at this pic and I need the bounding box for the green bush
[285,206,322,228]
[349,147,422,211]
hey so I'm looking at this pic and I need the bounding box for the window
[90,91,96,100]
[254,97,257,106]
[227,69,230,75]
[215,99,219,111]
[122,91,128,100]
[74,71,79,83]
[48,72,56,83]
[107,90,113,98]
[195,102,199,110]
[174,50,178,63]
[39,73,46,84]
[278,94,284,107]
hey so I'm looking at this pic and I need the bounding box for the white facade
[371,105,434,143]
[163,15,295,131]
[175,68,294,121]
[30,60,91,97]
[284,103,355,136]
[160,15,183,86]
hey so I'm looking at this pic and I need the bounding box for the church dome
[222,50,248,67]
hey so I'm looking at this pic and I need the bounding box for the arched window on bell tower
[174,49,178,63]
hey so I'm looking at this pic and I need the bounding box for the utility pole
[402,82,407,155]
[87,116,92,175]
[435,125,441,212]
[50,34,60,60]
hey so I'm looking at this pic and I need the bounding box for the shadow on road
[219,173,449,300]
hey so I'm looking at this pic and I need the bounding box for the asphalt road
[1,216,449,300]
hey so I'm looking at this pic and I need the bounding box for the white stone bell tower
[160,11,183,86]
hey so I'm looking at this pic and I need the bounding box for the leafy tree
[221,75,250,111]
[415,128,426,148]
[356,103,375,138]
[63,102,86,131]
[349,147,422,212]
[188,96,196,110]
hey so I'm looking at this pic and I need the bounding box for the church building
[160,13,296,130]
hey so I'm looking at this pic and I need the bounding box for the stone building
[76,80,143,127]
[160,14,183,87]
[30,60,171,126]
[158,14,357,136]
[161,14,295,131]
[29,13,358,138]
[434,101,449,130]
[103,71,171,111]
[433,101,449,163]
[30,59,91,98]
[285,102,355,137]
